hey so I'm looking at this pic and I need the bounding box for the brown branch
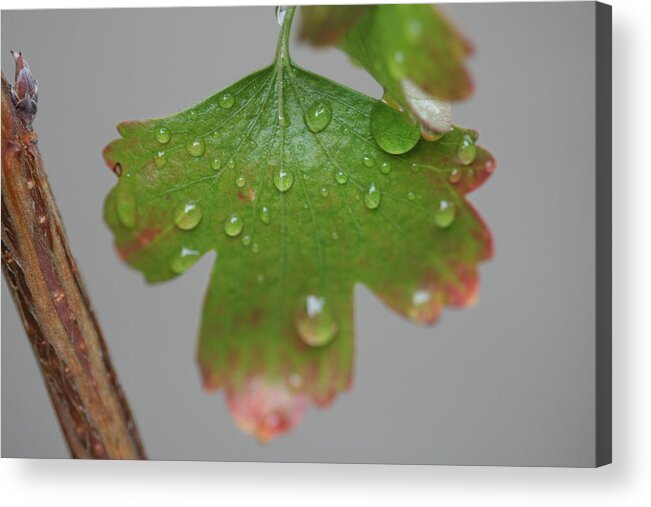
[1,68,146,459]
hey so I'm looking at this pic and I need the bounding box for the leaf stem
[275,6,296,65]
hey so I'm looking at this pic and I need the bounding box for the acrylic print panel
[1,3,611,466]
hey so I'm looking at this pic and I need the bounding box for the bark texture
[1,73,145,459]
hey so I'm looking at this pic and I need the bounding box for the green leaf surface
[103,8,494,442]
[301,4,473,124]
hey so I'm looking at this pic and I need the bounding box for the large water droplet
[170,247,200,274]
[457,134,477,165]
[219,93,235,109]
[364,183,381,210]
[174,201,203,230]
[335,170,348,185]
[304,100,332,133]
[273,168,294,192]
[295,295,338,347]
[224,214,243,237]
[434,200,456,228]
[260,206,271,224]
[116,189,137,229]
[236,175,246,188]
[186,139,205,157]
[370,101,420,154]
[155,127,171,144]
[154,151,167,169]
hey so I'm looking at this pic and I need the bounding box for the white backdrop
[1,0,648,505]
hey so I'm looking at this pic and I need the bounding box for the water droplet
[211,157,222,170]
[449,168,462,183]
[227,159,236,170]
[335,170,348,184]
[331,231,339,240]
[380,161,392,174]
[407,191,416,201]
[370,101,420,154]
[260,206,271,224]
[236,175,246,188]
[435,200,456,228]
[320,187,329,198]
[155,127,171,144]
[170,247,200,274]
[154,151,167,169]
[363,155,375,168]
[295,295,338,347]
[224,214,243,237]
[273,168,294,192]
[364,183,381,210]
[242,234,251,246]
[219,93,235,109]
[251,242,259,254]
[275,5,287,26]
[457,134,477,165]
[186,139,205,157]
[304,100,332,133]
[173,202,203,230]
[420,125,443,142]
[116,190,137,229]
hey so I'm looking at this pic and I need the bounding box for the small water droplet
[449,168,462,183]
[219,93,235,109]
[186,139,205,157]
[236,175,246,188]
[457,134,477,165]
[251,242,259,253]
[224,214,243,237]
[435,200,457,228]
[304,100,332,133]
[295,295,338,347]
[155,127,171,144]
[335,170,348,184]
[370,101,420,154]
[273,168,294,192]
[211,157,222,170]
[260,206,271,224]
[380,161,392,174]
[116,190,137,229]
[275,5,287,26]
[364,183,381,210]
[407,191,416,201]
[154,151,167,169]
[174,201,203,230]
[320,187,329,198]
[227,159,236,169]
[242,234,252,246]
[420,125,443,142]
[363,155,375,168]
[170,247,200,274]
[331,231,339,240]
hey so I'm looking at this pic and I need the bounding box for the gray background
[1,3,597,465]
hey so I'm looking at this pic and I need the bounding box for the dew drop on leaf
[173,201,203,230]
[116,190,137,229]
[186,139,205,157]
[369,101,420,155]
[457,134,477,165]
[364,183,381,210]
[227,159,236,169]
[273,168,294,192]
[449,168,462,183]
[154,151,167,169]
[303,99,332,133]
[407,191,416,201]
[320,187,329,197]
[295,295,338,347]
[242,234,252,246]
[251,242,259,254]
[362,154,375,167]
[380,161,392,174]
[236,175,246,188]
[170,247,200,274]
[155,127,171,144]
[211,157,222,170]
[224,214,244,237]
[219,93,235,109]
[434,200,456,228]
[335,170,348,184]
[260,206,271,224]
[420,125,443,142]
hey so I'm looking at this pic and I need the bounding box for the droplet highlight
[335,170,348,185]
[170,247,200,274]
[211,157,222,171]
[154,151,167,169]
[219,93,235,109]
[449,168,462,183]
[260,206,271,224]
[236,175,246,188]
[174,201,203,230]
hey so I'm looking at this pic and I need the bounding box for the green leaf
[103,8,494,442]
[300,4,473,128]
